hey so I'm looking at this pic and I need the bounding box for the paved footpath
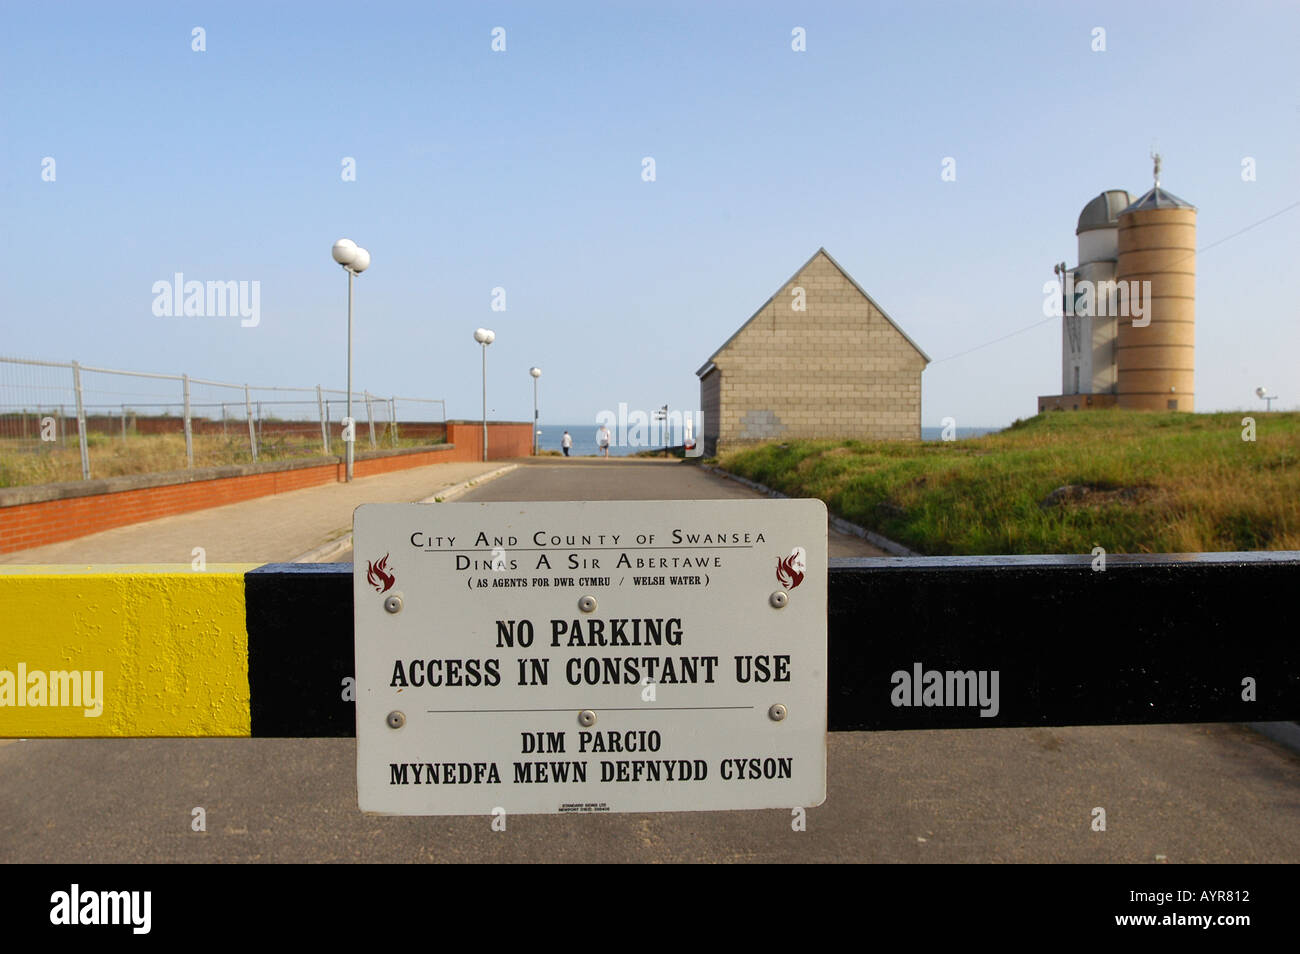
[0,460,506,566]
[1,459,1297,862]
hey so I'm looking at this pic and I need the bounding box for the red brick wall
[0,461,339,555]
[445,422,533,460]
[0,423,533,556]
[350,448,461,478]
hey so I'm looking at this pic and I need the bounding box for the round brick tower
[1115,170,1196,411]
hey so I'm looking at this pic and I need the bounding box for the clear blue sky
[3,1,1297,425]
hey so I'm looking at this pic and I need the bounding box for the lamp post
[529,367,541,456]
[332,238,371,481]
[474,328,495,461]
[1053,261,1070,315]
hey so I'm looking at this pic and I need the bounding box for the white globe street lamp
[529,367,542,456]
[332,239,357,266]
[475,329,496,460]
[333,238,371,481]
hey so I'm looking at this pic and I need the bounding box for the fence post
[317,385,329,456]
[389,397,398,447]
[257,401,264,449]
[364,391,376,449]
[70,363,90,480]
[182,374,194,469]
[121,404,127,445]
[245,385,258,462]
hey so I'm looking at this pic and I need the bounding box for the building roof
[694,247,930,376]
[1076,190,1133,234]
[1121,186,1196,214]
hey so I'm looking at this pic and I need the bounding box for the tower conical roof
[1121,187,1196,214]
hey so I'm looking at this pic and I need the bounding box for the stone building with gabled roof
[695,248,929,457]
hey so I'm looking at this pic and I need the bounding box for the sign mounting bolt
[578,709,597,727]
[384,595,403,614]
[387,711,406,729]
[768,704,787,722]
[578,595,597,613]
[769,590,788,609]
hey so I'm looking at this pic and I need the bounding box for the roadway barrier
[1,553,1297,737]
[0,565,258,736]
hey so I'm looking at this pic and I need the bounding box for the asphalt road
[2,459,1298,862]
[326,458,885,560]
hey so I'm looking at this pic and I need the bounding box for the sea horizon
[532,423,1003,456]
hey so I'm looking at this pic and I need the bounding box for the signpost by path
[352,499,828,815]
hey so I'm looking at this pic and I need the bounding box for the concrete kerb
[514,456,681,464]
[288,463,520,563]
[698,464,919,557]
[416,463,518,504]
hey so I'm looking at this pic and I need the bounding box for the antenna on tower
[1151,151,1162,188]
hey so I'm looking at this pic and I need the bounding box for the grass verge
[719,410,1300,554]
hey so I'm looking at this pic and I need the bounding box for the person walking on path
[596,424,612,458]
[561,431,573,457]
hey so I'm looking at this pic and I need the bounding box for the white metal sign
[353,499,827,815]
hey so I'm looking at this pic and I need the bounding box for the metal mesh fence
[0,358,78,450]
[0,355,446,486]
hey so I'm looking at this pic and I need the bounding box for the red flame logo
[776,553,804,590]
[367,554,396,593]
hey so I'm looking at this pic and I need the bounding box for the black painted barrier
[246,554,1300,738]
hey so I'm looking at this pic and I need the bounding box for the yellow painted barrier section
[0,565,259,737]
